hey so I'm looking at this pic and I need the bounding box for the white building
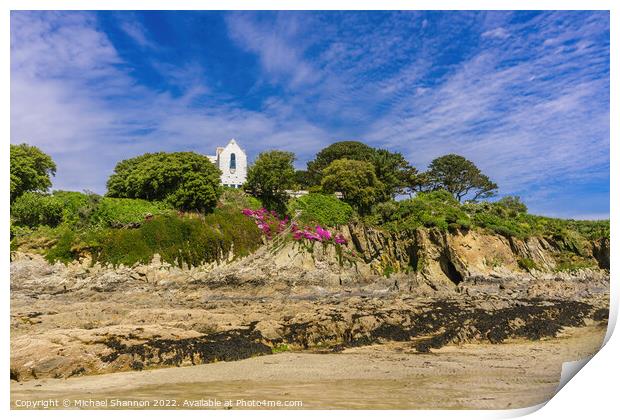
[206,139,248,188]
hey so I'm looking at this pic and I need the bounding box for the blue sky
[10,11,609,219]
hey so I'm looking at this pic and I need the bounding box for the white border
[2,1,616,419]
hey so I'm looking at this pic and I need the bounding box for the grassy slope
[11,190,608,271]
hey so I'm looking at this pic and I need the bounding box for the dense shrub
[51,190,93,226]
[288,193,354,226]
[44,228,82,264]
[469,211,531,238]
[517,258,538,272]
[44,209,263,268]
[371,190,471,231]
[12,189,173,230]
[10,223,33,241]
[365,190,609,246]
[10,192,63,228]
[106,151,222,212]
[464,201,609,241]
[217,188,262,211]
[554,252,598,272]
[89,197,172,227]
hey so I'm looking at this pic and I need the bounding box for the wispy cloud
[11,11,331,192]
[482,27,510,39]
[119,19,156,49]
[225,12,321,89]
[10,11,609,218]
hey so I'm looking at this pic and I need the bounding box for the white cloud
[119,19,156,49]
[10,11,609,218]
[482,27,509,39]
[225,12,321,89]
[10,11,331,193]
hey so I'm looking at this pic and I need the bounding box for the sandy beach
[11,325,606,410]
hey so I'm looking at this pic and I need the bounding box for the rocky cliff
[204,224,609,295]
[10,224,609,381]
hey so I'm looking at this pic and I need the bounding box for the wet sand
[11,325,606,410]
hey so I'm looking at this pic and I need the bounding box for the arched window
[230,153,236,172]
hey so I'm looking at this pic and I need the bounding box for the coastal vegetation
[421,154,498,202]
[106,151,222,213]
[10,143,56,203]
[288,193,353,227]
[245,150,296,215]
[10,141,609,270]
[321,159,384,214]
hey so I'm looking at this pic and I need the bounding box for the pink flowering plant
[241,208,288,239]
[242,208,348,246]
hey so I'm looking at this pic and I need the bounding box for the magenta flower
[316,225,332,241]
[242,207,348,247]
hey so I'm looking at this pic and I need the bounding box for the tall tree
[245,150,296,214]
[371,148,412,200]
[293,169,313,190]
[306,141,376,185]
[400,166,425,197]
[307,141,414,199]
[423,154,498,202]
[321,159,384,214]
[10,143,56,202]
[106,152,222,212]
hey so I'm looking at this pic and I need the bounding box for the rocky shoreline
[10,243,609,382]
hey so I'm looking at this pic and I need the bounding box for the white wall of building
[207,139,247,188]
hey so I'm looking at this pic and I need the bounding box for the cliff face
[10,226,609,381]
[343,223,608,286]
[205,224,609,293]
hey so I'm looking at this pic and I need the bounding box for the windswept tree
[245,150,296,214]
[422,154,498,202]
[321,159,384,214]
[400,166,425,197]
[10,143,56,202]
[307,141,414,200]
[372,148,413,200]
[106,152,222,212]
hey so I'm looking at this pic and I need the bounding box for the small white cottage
[206,139,248,188]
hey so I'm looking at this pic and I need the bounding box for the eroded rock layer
[10,225,609,382]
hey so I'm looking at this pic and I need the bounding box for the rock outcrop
[10,291,608,381]
[203,224,609,293]
[9,226,609,382]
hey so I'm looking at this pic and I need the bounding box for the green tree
[245,150,296,214]
[422,154,498,202]
[293,169,313,190]
[372,148,412,200]
[497,195,528,215]
[307,141,376,184]
[106,152,222,212]
[10,143,57,202]
[307,141,413,200]
[321,159,384,214]
[400,166,426,197]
